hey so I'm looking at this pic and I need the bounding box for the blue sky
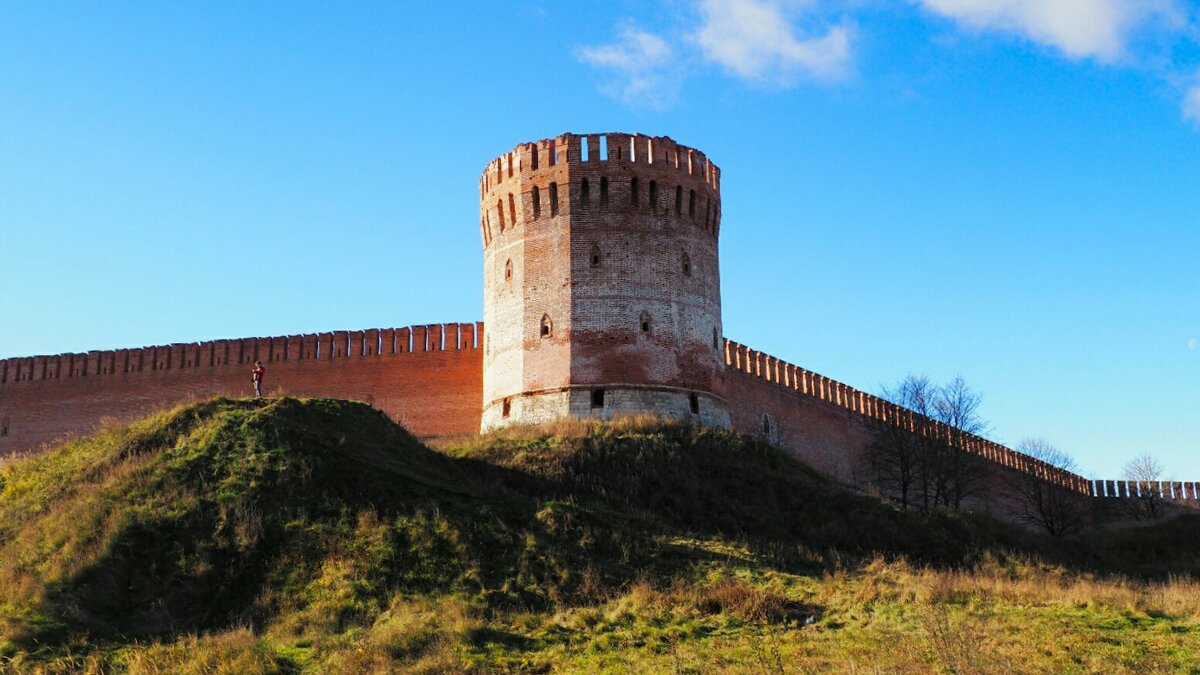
[1,1,1196,479]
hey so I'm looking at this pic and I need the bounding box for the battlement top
[479,132,720,195]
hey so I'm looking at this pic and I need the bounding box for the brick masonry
[480,132,728,431]
[0,323,482,453]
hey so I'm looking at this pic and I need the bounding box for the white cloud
[576,24,681,109]
[693,0,854,85]
[917,0,1183,63]
[1184,80,1200,125]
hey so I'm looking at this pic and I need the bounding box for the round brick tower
[479,132,729,431]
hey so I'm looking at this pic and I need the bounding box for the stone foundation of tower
[480,386,731,432]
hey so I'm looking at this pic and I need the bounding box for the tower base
[480,386,731,433]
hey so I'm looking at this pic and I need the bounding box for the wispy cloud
[576,24,681,109]
[916,0,1184,63]
[575,0,854,107]
[575,0,1199,124]
[1184,76,1200,125]
[693,0,854,85]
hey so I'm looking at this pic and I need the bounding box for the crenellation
[346,330,364,357]
[235,338,253,365]
[410,326,427,353]
[168,344,184,370]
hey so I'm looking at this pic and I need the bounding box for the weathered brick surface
[480,132,729,430]
[0,323,482,455]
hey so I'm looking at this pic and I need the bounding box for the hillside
[0,397,1198,673]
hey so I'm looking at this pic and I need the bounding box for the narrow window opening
[639,312,651,334]
[581,178,590,206]
[540,314,553,338]
[502,398,511,418]
[508,193,516,225]
[675,185,682,215]
[600,177,609,205]
[688,189,696,217]
[712,327,719,350]
[580,135,589,162]
[591,389,606,409]
[682,251,691,276]
[550,182,559,216]
[531,146,539,170]
[507,153,513,178]
[590,244,601,268]
[549,142,557,166]
[630,177,639,205]
[649,180,657,211]
[689,394,699,414]
[599,135,608,160]
[497,200,506,232]
[762,414,772,435]
[1,418,9,437]
[532,186,541,219]
[504,259,513,282]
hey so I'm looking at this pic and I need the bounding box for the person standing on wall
[252,360,266,398]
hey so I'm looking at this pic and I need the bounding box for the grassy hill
[0,397,1198,673]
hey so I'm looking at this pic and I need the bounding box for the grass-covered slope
[1,398,1198,673]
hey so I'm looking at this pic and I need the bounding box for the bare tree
[1009,438,1090,536]
[869,375,991,513]
[928,376,991,510]
[1122,454,1165,521]
[867,375,936,511]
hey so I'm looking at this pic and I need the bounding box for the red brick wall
[722,339,1094,496]
[5,320,1197,513]
[0,322,482,456]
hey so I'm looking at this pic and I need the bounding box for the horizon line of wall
[722,338,1200,505]
[0,322,484,385]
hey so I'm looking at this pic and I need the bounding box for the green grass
[1,397,1197,673]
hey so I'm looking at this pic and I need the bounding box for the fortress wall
[4,320,1193,511]
[724,359,868,483]
[722,340,1103,499]
[723,339,1198,510]
[0,322,483,456]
